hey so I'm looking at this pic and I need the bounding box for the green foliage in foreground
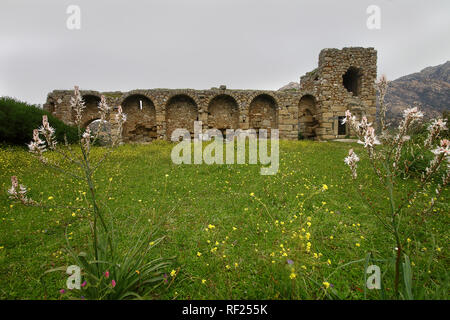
[0,141,448,299]
[0,97,78,146]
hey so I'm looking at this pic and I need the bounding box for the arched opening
[165,95,198,139]
[298,95,318,139]
[86,119,112,145]
[122,94,156,142]
[77,95,101,127]
[342,67,362,96]
[249,94,278,135]
[207,95,239,134]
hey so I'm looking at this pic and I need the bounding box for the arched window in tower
[342,67,363,96]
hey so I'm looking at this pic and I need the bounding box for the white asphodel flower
[402,106,424,122]
[431,139,449,156]
[344,148,360,179]
[38,115,57,150]
[98,95,111,121]
[82,127,92,151]
[115,105,127,123]
[425,119,448,147]
[358,127,380,148]
[71,85,86,126]
[7,176,19,197]
[7,176,35,205]
[28,129,46,154]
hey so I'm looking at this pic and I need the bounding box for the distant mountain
[384,61,450,125]
[278,81,300,91]
[278,61,450,124]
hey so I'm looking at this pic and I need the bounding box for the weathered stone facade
[44,47,377,141]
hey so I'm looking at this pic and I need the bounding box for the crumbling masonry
[44,47,377,142]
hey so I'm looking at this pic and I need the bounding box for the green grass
[0,140,448,299]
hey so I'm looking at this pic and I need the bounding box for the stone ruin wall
[300,47,378,139]
[44,47,377,142]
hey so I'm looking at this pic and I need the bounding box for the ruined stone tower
[299,47,377,139]
[44,47,377,142]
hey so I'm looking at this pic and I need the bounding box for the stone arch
[165,94,198,139]
[122,94,157,142]
[342,67,363,96]
[207,94,239,133]
[79,95,101,128]
[298,95,319,139]
[248,94,278,133]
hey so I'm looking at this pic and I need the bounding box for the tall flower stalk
[10,86,127,274]
[9,86,171,299]
[342,76,448,297]
[6,86,175,299]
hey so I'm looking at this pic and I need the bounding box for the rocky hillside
[278,81,300,91]
[384,61,450,125]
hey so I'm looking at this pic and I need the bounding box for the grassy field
[0,140,448,299]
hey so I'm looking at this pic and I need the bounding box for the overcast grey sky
[1,0,449,105]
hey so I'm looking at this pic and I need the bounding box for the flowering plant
[342,75,448,298]
[8,86,171,299]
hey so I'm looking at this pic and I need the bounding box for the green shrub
[0,97,78,146]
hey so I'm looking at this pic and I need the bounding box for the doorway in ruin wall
[298,95,318,139]
[207,94,239,135]
[165,95,198,140]
[248,94,278,136]
[122,95,157,143]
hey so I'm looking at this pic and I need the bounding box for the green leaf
[402,254,414,300]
